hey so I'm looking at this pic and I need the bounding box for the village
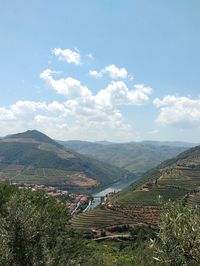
[12,182,91,215]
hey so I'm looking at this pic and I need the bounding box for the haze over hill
[0,130,133,189]
[58,140,191,174]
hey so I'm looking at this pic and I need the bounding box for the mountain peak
[5,130,57,145]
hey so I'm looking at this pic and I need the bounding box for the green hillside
[112,144,200,207]
[59,140,188,173]
[0,130,133,188]
[73,145,200,231]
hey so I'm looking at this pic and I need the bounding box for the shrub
[151,201,200,265]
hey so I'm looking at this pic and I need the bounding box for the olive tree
[0,189,85,266]
[151,201,200,266]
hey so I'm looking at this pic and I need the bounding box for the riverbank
[88,178,139,210]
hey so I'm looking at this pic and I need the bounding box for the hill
[109,144,200,218]
[0,130,133,189]
[58,140,189,174]
[141,140,198,148]
[4,129,60,146]
[72,145,200,231]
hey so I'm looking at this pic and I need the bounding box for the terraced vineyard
[71,204,162,231]
[0,130,132,188]
[0,164,96,186]
[158,167,200,190]
[71,208,134,230]
[111,186,187,206]
[71,146,200,231]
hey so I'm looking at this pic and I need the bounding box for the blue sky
[0,0,200,142]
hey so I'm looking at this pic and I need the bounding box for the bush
[151,201,200,265]
[0,189,86,265]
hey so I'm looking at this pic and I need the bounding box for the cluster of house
[65,194,89,213]
[12,182,90,214]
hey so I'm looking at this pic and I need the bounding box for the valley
[1,130,200,226]
[0,130,200,265]
[60,139,191,173]
[1,2,199,264]
[71,144,200,236]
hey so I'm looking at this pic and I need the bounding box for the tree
[0,189,86,265]
[151,201,200,265]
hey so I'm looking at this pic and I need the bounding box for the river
[87,179,136,210]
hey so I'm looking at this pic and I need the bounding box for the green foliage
[130,225,156,243]
[82,240,158,266]
[151,201,200,265]
[0,186,86,265]
[0,182,18,213]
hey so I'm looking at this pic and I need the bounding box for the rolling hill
[58,140,190,174]
[72,145,200,230]
[0,130,134,188]
[107,144,200,222]
[115,144,200,204]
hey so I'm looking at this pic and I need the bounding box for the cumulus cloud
[104,64,128,79]
[38,70,152,139]
[40,69,92,99]
[52,48,80,65]
[0,60,153,141]
[96,82,152,107]
[89,70,103,79]
[41,69,152,107]
[0,99,133,141]
[154,95,200,127]
[0,101,68,120]
[0,100,71,139]
[89,64,128,79]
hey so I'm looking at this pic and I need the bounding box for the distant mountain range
[141,140,199,148]
[58,140,192,174]
[0,130,132,189]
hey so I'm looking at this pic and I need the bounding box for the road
[83,200,92,212]
[71,200,80,215]
[93,234,131,241]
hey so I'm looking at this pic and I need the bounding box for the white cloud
[89,64,128,80]
[104,64,128,79]
[41,69,152,107]
[89,70,103,79]
[0,100,68,121]
[0,99,134,141]
[0,100,71,139]
[38,70,153,140]
[154,95,200,127]
[0,59,153,141]
[96,82,152,107]
[40,69,92,99]
[52,48,80,65]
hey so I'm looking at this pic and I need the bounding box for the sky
[0,0,200,142]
